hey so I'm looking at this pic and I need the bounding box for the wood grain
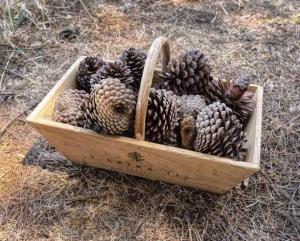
[244,85,263,165]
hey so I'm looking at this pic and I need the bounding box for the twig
[219,4,228,15]
[65,195,100,203]
[0,66,35,82]
[3,37,42,67]
[127,213,149,240]
[0,44,44,52]
[5,0,13,26]
[0,66,24,79]
[99,217,114,232]
[78,0,94,18]
[0,52,15,90]
[0,102,37,138]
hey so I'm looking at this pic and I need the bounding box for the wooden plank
[244,85,263,165]
[29,119,258,193]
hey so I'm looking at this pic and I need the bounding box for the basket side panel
[31,122,258,194]
[244,85,263,166]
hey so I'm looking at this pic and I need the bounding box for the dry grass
[0,0,300,240]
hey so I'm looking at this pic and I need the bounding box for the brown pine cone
[76,57,105,92]
[158,49,212,95]
[194,101,247,160]
[120,47,147,90]
[90,61,135,90]
[145,89,178,143]
[85,78,137,135]
[53,89,89,127]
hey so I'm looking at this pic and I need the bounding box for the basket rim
[27,55,263,171]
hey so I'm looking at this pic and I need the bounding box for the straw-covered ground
[0,0,299,240]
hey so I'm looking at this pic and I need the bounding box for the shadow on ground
[19,138,227,240]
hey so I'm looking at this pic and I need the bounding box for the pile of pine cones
[53,47,255,161]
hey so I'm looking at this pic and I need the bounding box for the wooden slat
[244,85,263,165]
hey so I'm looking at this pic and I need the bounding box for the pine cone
[76,57,105,92]
[180,115,196,150]
[90,61,135,89]
[158,49,211,95]
[225,75,250,100]
[194,101,247,160]
[176,94,206,119]
[164,94,205,148]
[164,130,180,147]
[53,89,89,127]
[85,78,137,135]
[163,94,206,148]
[204,75,255,125]
[145,89,178,143]
[120,47,147,89]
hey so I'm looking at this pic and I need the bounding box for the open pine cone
[120,47,147,90]
[145,89,178,144]
[90,61,135,90]
[194,101,247,160]
[158,49,212,95]
[85,78,137,135]
[76,57,105,92]
[203,75,255,125]
[53,89,89,127]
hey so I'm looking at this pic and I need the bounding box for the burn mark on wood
[128,152,144,162]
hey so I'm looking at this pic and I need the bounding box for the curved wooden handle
[134,36,171,140]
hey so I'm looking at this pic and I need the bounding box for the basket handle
[134,36,171,140]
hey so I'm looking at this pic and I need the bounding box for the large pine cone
[120,47,147,90]
[85,78,137,135]
[158,49,212,95]
[53,89,89,127]
[194,101,247,160]
[76,57,105,92]
[204,75,255,125]
[146,89,178,143]
[90,61,135,89]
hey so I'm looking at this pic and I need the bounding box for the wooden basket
[27,37,263,193]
